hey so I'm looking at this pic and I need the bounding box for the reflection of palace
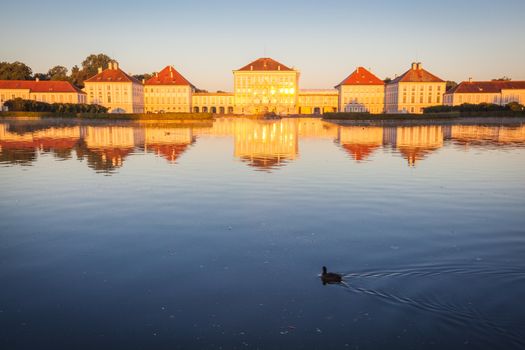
[77,126,138,172]
[233,119,298,171]
[451,125,525,146]
[338,126,384,161]
[2,121,525,171]
[143,127,195,163]
[0,124,80,165]
[396,126,444,166]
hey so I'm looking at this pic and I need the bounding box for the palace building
[84,61,144,113]
[385,62,446,114]
[444,80,525,106]
[0,79,86,109]
[144,66,194,113]
[233,58,300,115]
[297,90,338,115]
[336,67,385,114]
[192,92,234,114]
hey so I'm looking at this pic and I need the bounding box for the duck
[321,266,343,285]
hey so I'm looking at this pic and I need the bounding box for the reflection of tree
[0,125,80,165]
[75,140,133,173]
[0,144,37,165]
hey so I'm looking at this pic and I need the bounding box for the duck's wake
[325,263,525,348]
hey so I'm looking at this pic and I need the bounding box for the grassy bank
[0,111,215,120]
[323,110,525,120]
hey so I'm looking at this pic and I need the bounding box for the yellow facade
[233,58,300,115]
[144,66,193,113]
[338,85,385,113]
[84,62,144,114]
[0,80,86,110]
[297,90,338,114]
[192,93,235,114]
[144,85,192,113]
[444,82,525,106]
[386,63,446,114]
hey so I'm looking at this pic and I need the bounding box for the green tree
[33,72,50,81]
[383,77,392,84]
[0,61,33,80]
[81,54,113,80]
[492,76,511,81]
[507,102,525,111]
[69,65,82,87]
[68,54,114,88]
[446,81,458,91]
[132,73,154,82]
[48,65,68,80]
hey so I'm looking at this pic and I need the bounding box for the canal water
[1,117,524,349]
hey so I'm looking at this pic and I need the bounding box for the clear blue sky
[1,0,524,91]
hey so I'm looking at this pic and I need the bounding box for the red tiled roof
[0,80,85,94]
[390,64,444,84]
[84,67,140,84]
[237,58,293,71]
[447,81,525,94]
[341,144,379,161]
[145,66,192,86]
[337,67,384,86]
[147,143,191,163]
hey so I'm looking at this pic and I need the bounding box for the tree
[132,73,154,82]
[33,73,50,81]
[69,65,82,87]
[492,76,511,81]
[0,61,33,80]
[507,102,525,111]
[446,81,458,91]
[48,65,68,81]
[67,54,114,88]
[383,77,392,84]
[81,54,113,80]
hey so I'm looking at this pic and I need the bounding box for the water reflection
[1,119,525,172]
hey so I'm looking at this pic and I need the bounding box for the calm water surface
[1,117,524,349]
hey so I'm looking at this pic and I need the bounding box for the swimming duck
[321,266,343,285]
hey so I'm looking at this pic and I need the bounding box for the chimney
[114,62,119,70]
[142,79,145,84]
[98,67,103,74]
[468,77,472,83]
[170,71,173,78]
[417,62,422,70]
[35,77,40,82]
[250,65,253,71]
[155,72,159,77]
[411,62,418,70]
[278,65,281,71]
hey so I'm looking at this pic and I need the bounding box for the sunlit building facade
[84,61,144,113]
[233,58,300,115]
[0,79,86,109]
[386,63,446,114]
[336,67,385,113]
[192,93,234,114]
[144,66,194,113]
[444,80,525,106]
[297,90,338,114]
